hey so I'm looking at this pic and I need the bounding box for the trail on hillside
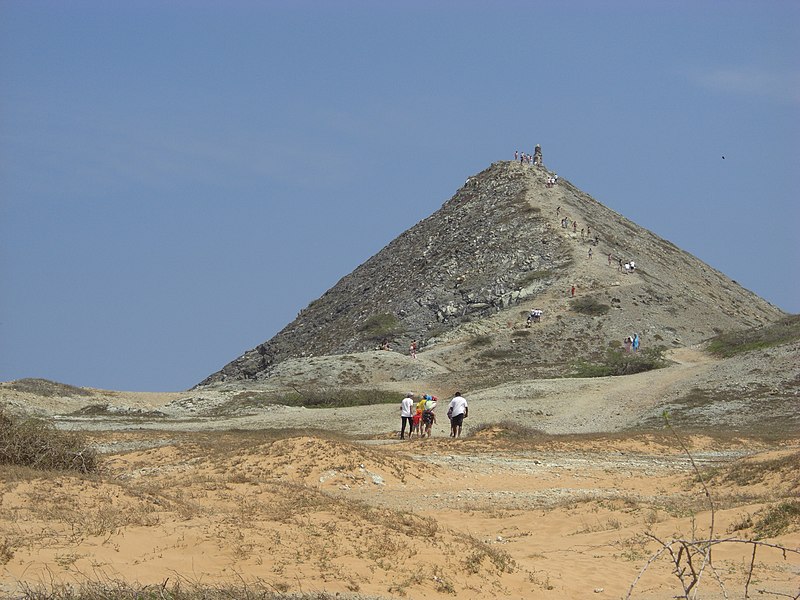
[470,345,719,434]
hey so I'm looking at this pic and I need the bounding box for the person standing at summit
[448,392,469,438]
[400,393,414,440]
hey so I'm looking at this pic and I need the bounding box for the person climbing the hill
[448,392,469,438]
[526,309,542,326]
[588,247,593,259]
[571,285,576,297]
[409,340,418,359]
[573,221,577,233]
[400,393,414,440]
[633,333,640,352]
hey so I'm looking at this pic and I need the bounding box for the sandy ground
[1,343,798,599]
[1,428,798,600]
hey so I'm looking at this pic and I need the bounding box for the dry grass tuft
[0,409,98,473]
[17,579,378,599]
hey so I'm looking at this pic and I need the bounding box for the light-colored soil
[1,332,798,598]
[1,430,797,599]
[13,346,741,438]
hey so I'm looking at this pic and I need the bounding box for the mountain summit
[198,161,783,387]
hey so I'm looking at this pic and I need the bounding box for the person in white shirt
[447,392,469,438]
[400,393,414,439]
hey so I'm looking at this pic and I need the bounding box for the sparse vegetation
[753,500,800,538]
[0,409,98,473]
[460,533,516,574]
[626,414,800,599]
[706,451,800,489]
[266,388,397,410]
[359,312,403,340]
[570,346,667,378]
[570,296,611,316]
[706,314,800,357]
[516,269,552,287]
[479,348,516,361]
[467,421,548,441]
[15,582,364,600]
[7,378,93,397]
[69,404,168,419]
[468,334,493,348]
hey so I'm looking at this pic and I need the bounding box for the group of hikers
[514,144,543,167]
[624,333,641,352]
[400,392,469,439]
[378,338,420,359]
[526,309,543,326]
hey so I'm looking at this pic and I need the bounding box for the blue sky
[1,1,798,391]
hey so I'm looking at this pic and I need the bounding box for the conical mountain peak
[198,161,782,387]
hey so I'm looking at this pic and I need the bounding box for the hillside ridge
[198,161,783,387]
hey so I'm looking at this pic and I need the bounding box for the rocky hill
[198,161,784,387]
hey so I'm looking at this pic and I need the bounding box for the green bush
[359,313,403,339]
[0,410,98,473]
[275,388,399,409]
[570,346,667,378]
[706,314,800,357]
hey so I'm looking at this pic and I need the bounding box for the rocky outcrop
[199,162,573,385]
[198,161,784,387]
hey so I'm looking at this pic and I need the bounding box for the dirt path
[460,345,717,434]
[55,346,720,440]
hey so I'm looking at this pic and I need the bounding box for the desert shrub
[0,409,98,473]
[16,581,353,599]
[517,269,552,287]
[480,348,516,360]
[274,388,399,409]
[707,451,800,487]
[570,296,611,316]
[468,334,493,348]
[706,314,800,357]
[468,421,548,440]
[8,378,93,397]
[753,500,800,538]
[570,359,615,378]
[570,346,667,378]
[359,313,403,339]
